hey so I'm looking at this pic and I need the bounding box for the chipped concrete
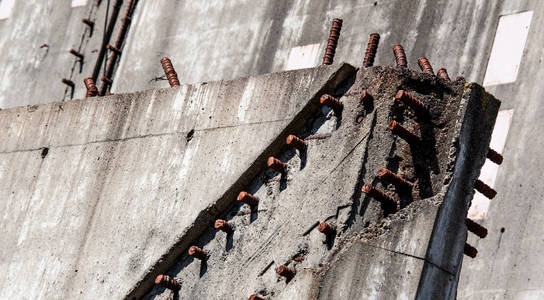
[140,66,499,300]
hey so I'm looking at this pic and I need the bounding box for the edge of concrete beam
[415,83,501,299]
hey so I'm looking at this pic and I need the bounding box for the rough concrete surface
[0,64,355,299]
[139,66,499,300]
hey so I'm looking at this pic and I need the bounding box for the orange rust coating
[437,68,451,81]
[267,157,287,173]
[237,191,258,207]
[276,265,296,279]
[393,45,407,67]
[286,135,306,151]
[363,33,380,67]
[188,246,208,260]
[154,274,180,291]
[388,121,420,144]
[418,57,434,75]
[320,94,343,111]
[83,78,98,97]
[214,219,232,233]
[395,90,427,115]
[317,222,335,235]
[361,185,398,206]
[377,168,413,189]
[160,57,180,87]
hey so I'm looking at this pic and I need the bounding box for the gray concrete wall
[0,64,354,299]
[112,0,499,93]
[1,0,543,299]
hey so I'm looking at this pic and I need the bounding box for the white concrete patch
[0,0,15,20]
[468,109,513,220]
[483,11,532,86]
[285,43,320,71]
[71,0,88,8]
[237,79,256,122]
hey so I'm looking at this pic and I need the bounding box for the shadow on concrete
[199,260,208,278]
[225,231,234,252]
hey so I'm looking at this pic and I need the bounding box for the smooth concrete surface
[0,64,355,299]
[458,1,544,299]
[113,0,500,94]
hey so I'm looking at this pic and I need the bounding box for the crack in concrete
[364,243,455,276]
[0,117,292,155]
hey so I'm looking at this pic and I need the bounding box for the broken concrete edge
[304,81,500,299]
[122,63,357,300]
[416,83,500,299]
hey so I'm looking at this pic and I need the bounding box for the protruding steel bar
[393,45,407,67]
[363,33,380,67]
[377,168,413,190]
[466,218,488,238]
[322,18,343,65]
[83,77,98,97]
[361,185,398,206]
[237,191,258,207]
[464,243,478,258]
[418,57,434,75]
[267,157,287,173]
[154,275,180,291]
[188,246,208,260]
[388,120,420,144]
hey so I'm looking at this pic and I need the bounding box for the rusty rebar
[418,57,434,75]
[388,121,420,144]
[249,295,265,300]
[100,76,113,85]
[160,57,180,87]
[106,44,122,55]
[393,45,407,67]
[317,222,335,235]
[363,33,380,67]
[61,78,75,88]
[188,246,208,260]
[286,135,306,151]
[466,218,488,238]
[276,265,296,280]
[83,77,98,97]
[69,48,84,60]
[437,68,451,81]
[267,157,287,173]
[361,185,398,206]
[475,179,497,199]
[214,219,232,233]
[322,18,343,65]
[464,243,478,258]
[154,275,180,291]
[395,90,427,116]
[237,191,258,207]
[377,168,413,189]
[82,18,94,29]
[320,94,343,112]
[487,148,503,165]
